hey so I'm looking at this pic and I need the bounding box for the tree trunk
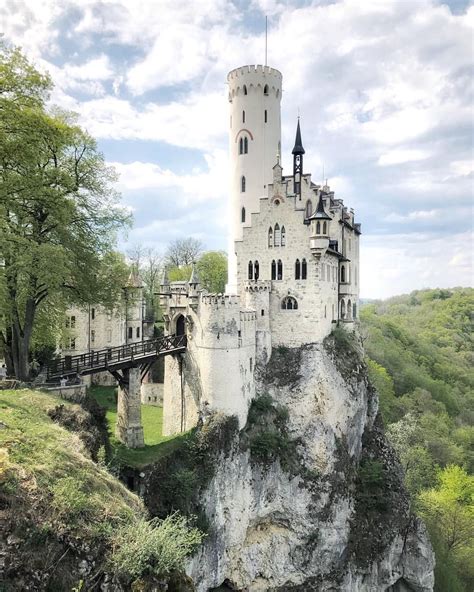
[10,297,36,381]
[0,328,15,377]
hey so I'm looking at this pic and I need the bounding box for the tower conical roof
[309,193,332,220]
[126,269,143,289]
[292,119,305,155]
[189,264,200,285]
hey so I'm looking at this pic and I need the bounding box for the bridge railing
[46,334,187,379]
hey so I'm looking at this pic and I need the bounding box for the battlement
[228,65,282,100]
[200,294,241,307]
[227,64,282,81]
[240,310,257,322]
[244,280,272,293]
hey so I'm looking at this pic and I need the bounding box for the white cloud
[378,149,431,166]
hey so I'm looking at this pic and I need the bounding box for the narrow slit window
[295,259,301,280]
[241,207,246,223]
[248,261,253,280]
[242,110,245,123]
[271,260,276,280]
[268,227,273,247]
[274,223,281,247]
[281,226,286,246]
[264,84,269,95]
[277,259,283,280]
[244,136,248,154]
[302,258,307,280]
[241,176,246,192]
[264,109,267,123]
[254,261,259,280]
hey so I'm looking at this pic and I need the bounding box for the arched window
[274,223,281,247]
[323,221,327,234]
[341,265,346,283]
[353,302,357,319]
[271,260,276,280]
[281,296,298,310]
[241,207,246,223]
[248,261,253,280]
[239,137,243,154]
[295,259,301,280]
[241,176,246,192]
[264,84,269,95]
[243,85,248,95]
[341,300,346,320]
[302,258,307,280]
[281,226,286,246]
[268,227,273,247]
[242,110,245,123]
[316,221,321,234]
[244,136,248,154]
[347,299,352,319]
[277,259,283,280]
[254,260,259,280]
[305,200,312,218]
[264,109,268,123]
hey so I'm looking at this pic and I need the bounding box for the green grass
[89,385,187,468]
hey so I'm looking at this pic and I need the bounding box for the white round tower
[226,65,282,293]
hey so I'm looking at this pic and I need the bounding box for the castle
[160,65,360,435]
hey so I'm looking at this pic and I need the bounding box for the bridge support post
[116,367,144,448]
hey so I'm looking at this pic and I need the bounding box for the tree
[197,251,227,294]
[164,238,203,268]
[0,44,130,379]
[418,465,474,590]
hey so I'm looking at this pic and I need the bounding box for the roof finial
[292,118,305,155]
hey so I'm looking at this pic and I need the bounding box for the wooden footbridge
[46,334,187,381]
[46,334,187,450]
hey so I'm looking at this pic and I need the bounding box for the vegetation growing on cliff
[0,389,202,590]
[361,288,474,591]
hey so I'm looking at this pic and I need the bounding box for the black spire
[309,193,332,220]
[292,118,305,155]
[293,118,304,197]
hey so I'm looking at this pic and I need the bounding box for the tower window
[136,326,140,338]
[91,308,95,320]
[347,299,352,320]
[271,260,276,280]
[241,207,246,223]
[254,260,259,280]
[241,176,246,192]
[274,223,281,247]
[305,200,312,218]
[244,136,248,154]
[248,261,253,280]
[323,221,327,234]
[239,137,243,154]
[268,227,273,247]
[242,110,245,123]
[281,226,286,246]
[243,85,248,95]
[295,259,301,280]
[353,303,357,319]
[277,259,283,280]
[281,296,298,310]
[341,300,346,319]
[341,265,346,283]
[265,109,267,123]
[302,258,307,280]
[264,84,269,95]
[316,221,321,234]
[128,327,133,339]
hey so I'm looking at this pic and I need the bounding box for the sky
[1,0,473,299]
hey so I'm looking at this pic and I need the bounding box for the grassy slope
[0,388,145,589]
[90,385,188,467]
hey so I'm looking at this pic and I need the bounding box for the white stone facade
[162,64,361,435]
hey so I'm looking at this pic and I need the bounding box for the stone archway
[176,314,186,336]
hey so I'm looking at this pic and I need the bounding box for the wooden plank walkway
[46,334,187,379]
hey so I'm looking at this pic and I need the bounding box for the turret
[292,118,305,198]
[309,194,332,258]
[227,65,283,293]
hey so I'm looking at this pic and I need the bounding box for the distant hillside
[360,288,474,592]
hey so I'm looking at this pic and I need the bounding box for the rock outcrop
[185,335,435,591]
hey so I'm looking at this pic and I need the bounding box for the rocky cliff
[183,333,435,591]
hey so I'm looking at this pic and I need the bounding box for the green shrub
[51,476,95,522]
[356,459,388,511]
[110,513,204,580]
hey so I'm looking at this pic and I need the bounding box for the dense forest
[361,288,473,591]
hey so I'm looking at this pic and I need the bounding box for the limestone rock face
[186,340,435,591]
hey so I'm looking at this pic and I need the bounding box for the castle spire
[292,118,305,155]
[292,118,305,197]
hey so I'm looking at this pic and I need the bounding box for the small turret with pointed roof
[292,118,305,197]
[189,263,200,287]
[309,193,332,221]
[126,269,143,289]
